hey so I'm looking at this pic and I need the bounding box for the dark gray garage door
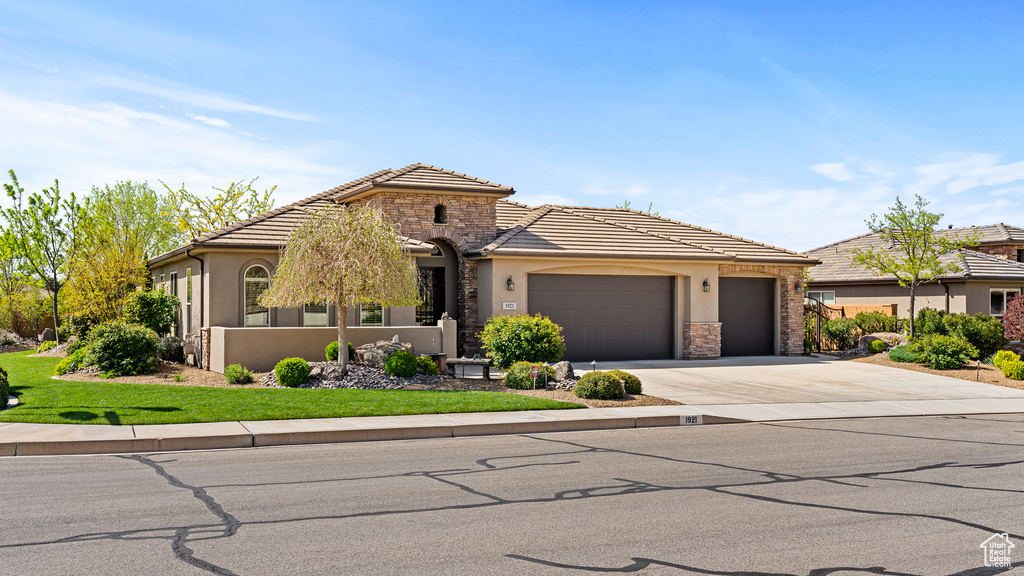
[528,274,673,361]
[719,277,774,356]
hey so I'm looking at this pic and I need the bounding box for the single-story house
[148,164,818,372]
[805,223,1024,318]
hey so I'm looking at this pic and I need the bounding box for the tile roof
[332,164,513,202]
[486,203,816,263]
[807,228,1024,284]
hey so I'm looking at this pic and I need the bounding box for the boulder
[553,360,574,381]
[41,328,55,342]
[355,340,414,367]
[857,335,885,350]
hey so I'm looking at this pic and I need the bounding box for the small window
[806,291,835,305]
[434,204,447,224]
[170,272,178,296]
[244,265,270,327]
[991,289,1020,317]
[304,303,328,327]
[1018,249,1023,263]
[360,304,383,326]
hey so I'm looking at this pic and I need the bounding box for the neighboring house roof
[807,227,1024,284]
[482,202,816,264]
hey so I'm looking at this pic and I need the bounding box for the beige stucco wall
[814,281,1024,317]
[208,324,452,373]
[966,282,1024,315]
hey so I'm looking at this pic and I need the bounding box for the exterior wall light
[506,276,515,291]
[702,278,711,292]
[795,282,802,294]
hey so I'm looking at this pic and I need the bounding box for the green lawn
[0,351,584,426]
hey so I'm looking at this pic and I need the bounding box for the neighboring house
[149,164,817,371]
[806,224,1024,319]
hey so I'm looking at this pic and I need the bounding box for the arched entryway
[416,239,459,325]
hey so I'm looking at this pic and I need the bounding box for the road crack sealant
[120,454,240,576]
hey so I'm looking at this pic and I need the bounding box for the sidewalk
[4,396,1024,457]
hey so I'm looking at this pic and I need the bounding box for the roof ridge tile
[554,207,733,257]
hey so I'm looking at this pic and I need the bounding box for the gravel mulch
[845,352,1024,391]
[53,357,681,408]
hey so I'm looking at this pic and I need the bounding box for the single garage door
[528,274,673,361]
[719,277,774,356]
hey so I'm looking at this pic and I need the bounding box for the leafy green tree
[63,181,175,330]
[258,204,421,369]
[852,195,978,337]
[160,177,276,241]
[3,170,86,342]
[122,290,180,337]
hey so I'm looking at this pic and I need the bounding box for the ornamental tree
[851,195,978,337]
[258,204,421,370]
[1005,294,1024,342]
[161,177,276,241]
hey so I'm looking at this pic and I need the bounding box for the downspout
[185,248,205,367]
[939,279,949,313]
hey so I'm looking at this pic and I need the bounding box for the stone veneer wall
[201,327,210,371]
[971,245,1024,260]
[719,264,805,356]
[682,322,721,358]
[357,192,499,356]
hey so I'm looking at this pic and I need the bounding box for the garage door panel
[528,274,673,361]
[719,277,774,356]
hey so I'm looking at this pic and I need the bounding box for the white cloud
[186,113,231,128]
[810,162,857,182]
[0,91,346,207]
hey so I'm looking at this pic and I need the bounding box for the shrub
[574,371,625,400]
[325,340,356,362]
[822,317,858,350]
[385,350,417,378]
[224,364,255,385]
[0,363,8,406]
[88,321,160,377]
[908,334,977,370]
[867,339,886,354]
[55,346,90,375]
[914,307,947,337]
[37,340,57,353]
[65,337,88,355]
[1002,359,1024,380]
[607,369,642,395]
[993,350,1020,369]
[275,357,311,387]
[2,338,13,346]
[942,313,1005,360]
[854,311,901,334]
[888,344,918,363]
[416,356,440,376]
[479,314,565,369]
[122,290,179,336]
[503,361,555,390]
[158,336,185,363]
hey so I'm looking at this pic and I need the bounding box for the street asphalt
[2,415,1022,575]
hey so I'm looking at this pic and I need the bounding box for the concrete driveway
[600,355,1024,405]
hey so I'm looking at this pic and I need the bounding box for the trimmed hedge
[908,334,977,370]
[993,350,1020,369]
[504,361,555,390]
[479,314,565,369]
[88,321,159,377]
[416,356,440,376]
[385,351,417,378]
[607,369,642,395]
[1002,359,1024,380]
[867,339,886,354]
[275,357,311,387]
[224,364,255,385]
[574,371,625,400]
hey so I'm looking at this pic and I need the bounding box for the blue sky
[2,0,1023,251]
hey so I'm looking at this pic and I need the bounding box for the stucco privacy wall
[479,257,726,358]
[719,264,805,356]
[814,282,964,316]
[208,322,456,373]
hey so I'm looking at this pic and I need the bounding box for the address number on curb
[682,415,703,426]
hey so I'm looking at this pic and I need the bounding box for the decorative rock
[858,335,885,350]
[41,328,55,342]
[355,340,415,367]
[391,334,400,343]
[258,360,442,390]
[553,361,574,381]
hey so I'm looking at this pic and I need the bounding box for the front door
[416,268,445,326]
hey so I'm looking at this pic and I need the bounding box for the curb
[0,411,746,457]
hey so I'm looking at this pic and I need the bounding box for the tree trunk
[50,271,60,344]
[337,304,348,370]
[908,284,916,338]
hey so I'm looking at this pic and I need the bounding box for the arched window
[434,204,447,224]
[244,265,270,327]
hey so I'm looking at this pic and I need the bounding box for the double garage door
[527,274,674,361]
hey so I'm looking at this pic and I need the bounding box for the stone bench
[446,357,493,380]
